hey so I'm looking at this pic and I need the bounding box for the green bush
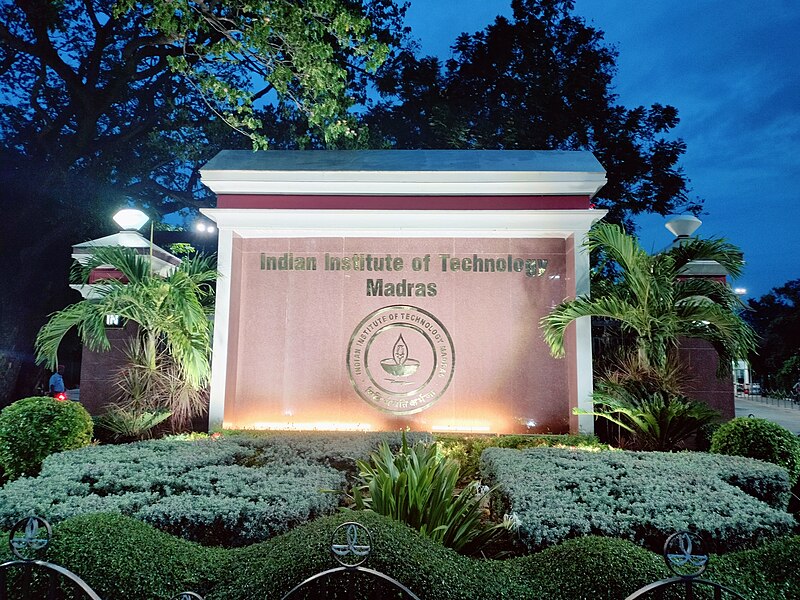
[481,447,795,553]
[0,436,344,545]
[711,417,800,483]
[712,535,800,599]
[350,435,511,555]
[35,511,797,599]
[47,513,226,599]
[0,396,93,479]
[436,433,607,482]
[205,511,671,600]
[519,536,669,599]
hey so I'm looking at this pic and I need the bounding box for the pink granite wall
[223,237,576,434]
[79,322,137,414]
[678,337,735,420]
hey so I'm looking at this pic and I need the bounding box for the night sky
[404,0,800,299]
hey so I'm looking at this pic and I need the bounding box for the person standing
[48,364,66,397]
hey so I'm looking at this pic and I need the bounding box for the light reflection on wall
[223,421,373,432]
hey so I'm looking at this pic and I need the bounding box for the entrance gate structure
[200,150,608,436]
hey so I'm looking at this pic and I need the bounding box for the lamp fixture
[113,208,149,231]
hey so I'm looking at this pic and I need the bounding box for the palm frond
[669,238,746,279]
[674,278,742,308]
[586,223,657,305]
[35,302,110,369]
[74,246,153,284]
[541,295,639,357]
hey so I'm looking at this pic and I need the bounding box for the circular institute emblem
[347,305,455,414]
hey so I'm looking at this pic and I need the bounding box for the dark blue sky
[404,0,800,298]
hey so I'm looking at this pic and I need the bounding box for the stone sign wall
[221,236,575,433]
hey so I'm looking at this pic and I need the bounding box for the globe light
[113,208,149,231]
[196,223,207,233]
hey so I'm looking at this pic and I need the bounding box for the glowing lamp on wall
[112,208,150,231]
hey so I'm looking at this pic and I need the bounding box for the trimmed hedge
[481,447,795,553]
[0,432,433,546]
[435,432,607,481]
[713,535,800,599]
[24,512,797,600]
[0,396,93,479]
[47,513,226,599]
[0,436,345,546]
[711,417,800,483]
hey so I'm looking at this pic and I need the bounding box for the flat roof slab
[200,150,607,197]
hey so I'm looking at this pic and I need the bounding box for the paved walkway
[734,396,800,435]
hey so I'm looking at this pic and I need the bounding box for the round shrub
[711,417,800,483]
[48,513,225,599]
[520,536,669,599]
[0,396,93,479]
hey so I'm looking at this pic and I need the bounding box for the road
[734,395,800,435]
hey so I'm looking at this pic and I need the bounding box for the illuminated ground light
[229,421,374,432]
[431,423,492,433]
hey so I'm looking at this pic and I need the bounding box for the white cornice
[199,150,608,197]
[200,208,607,238]
[200,173,607,198]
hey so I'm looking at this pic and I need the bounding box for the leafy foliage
[30,511,798,600]
[94,406,173,442]
[711,417,800,484]
[542,222,756,377]
[365,0,698,225]
[112,337,208,431]
[0,396,93,479]
[45,514,227,599]
[112,0,393,148]
[745,278,800,389]
[582,373,721,451]
[35,247,216,426]
[435,432,607,482]
[0,436,345,546]
[481,447,794,553]
[712,535,800,600]
[350,434,512,555]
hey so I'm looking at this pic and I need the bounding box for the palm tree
[541,222,756,377]
[35,246,217,424]
[540,223,757,450]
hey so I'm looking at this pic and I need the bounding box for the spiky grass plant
[349,433,513,555]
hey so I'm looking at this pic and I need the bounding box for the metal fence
[624,531,745,600]
[742,391,800,411]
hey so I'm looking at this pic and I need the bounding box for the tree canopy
[0,0,403,213]
[746,279,800,388]
[364,0,698,225]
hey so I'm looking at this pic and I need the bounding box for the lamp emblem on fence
[664,531,708,577]
[9,516,51,560]
[331,522,372,567]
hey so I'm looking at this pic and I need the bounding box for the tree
[0,0,403,212]
[0,0,408,402]
[746,279,800,389]
[541,223,756,376]
[540,223,757,450]
[365,0,699,225]
[35,246,217,426]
